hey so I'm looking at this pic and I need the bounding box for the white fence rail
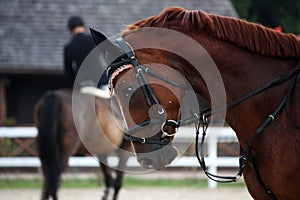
[0,126,239,188]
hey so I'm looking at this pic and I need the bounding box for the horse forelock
[123,7,300,58]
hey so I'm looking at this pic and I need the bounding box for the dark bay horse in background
[34,89,131,200]
[90,7,300,200]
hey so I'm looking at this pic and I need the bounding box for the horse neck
[192,35,298,142]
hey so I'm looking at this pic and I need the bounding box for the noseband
[107,38,184,145]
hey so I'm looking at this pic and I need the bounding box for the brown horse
[90,7,300,200]
[34,88,131,200]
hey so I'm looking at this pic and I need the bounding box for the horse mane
[124,7,300,58]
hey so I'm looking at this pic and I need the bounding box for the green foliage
[3,117,17,126]
[231,0,300,34]
[0,138,16,156]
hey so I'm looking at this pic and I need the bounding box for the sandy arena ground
[0,170,254,199]
[0,187,253,200]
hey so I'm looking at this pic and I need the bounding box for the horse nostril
[139,157,155,169]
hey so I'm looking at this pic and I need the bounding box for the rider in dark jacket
[64,16,95,81]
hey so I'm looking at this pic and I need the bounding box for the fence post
[207,129,218,189]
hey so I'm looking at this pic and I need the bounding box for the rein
[194,60,300,200]
[106,37,300,199]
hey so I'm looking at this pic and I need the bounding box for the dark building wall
[6,75,72,124]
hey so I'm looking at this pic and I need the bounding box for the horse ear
[90,28,108,46]
[89,28,125,68]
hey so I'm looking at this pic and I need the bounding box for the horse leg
[41,185,49,200]
[99,155,114,200]
[112,169,123,200]
[112,148,129,200]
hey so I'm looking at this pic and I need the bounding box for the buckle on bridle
[161,119,179,138]
[158,107,165,115]
[141,137,146,144]
[201,113,209,125]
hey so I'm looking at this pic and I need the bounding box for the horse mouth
[137,145,178,170]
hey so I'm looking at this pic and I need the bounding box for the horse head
[90,28,197,170]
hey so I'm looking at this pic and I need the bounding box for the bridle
[108,38,185,146]
[106,37,300,200]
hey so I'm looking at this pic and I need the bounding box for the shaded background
[232,0,300,34]
[0,0,237,124]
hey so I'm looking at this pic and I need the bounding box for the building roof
[0,0,238,74]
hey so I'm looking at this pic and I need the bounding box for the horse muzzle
[136,144,178,170]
